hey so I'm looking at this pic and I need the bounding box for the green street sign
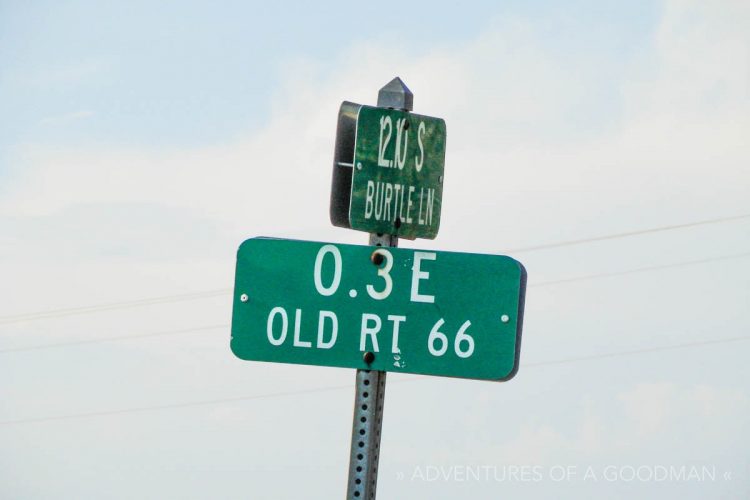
[350,106,446,240]
[231,238,526,381]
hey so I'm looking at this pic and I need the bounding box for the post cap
[377,77,413,111]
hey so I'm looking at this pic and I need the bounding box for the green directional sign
[349,105,446,240]
[231,238,526,381]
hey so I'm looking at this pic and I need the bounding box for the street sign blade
[231,237,526,381]
[330,103,446,240]
[351,106,446,239]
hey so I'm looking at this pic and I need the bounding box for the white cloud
[1,2,749,499]
[3,1,747,234]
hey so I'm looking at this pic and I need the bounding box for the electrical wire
[505,213,750,254]
[1,250,748,353]
[0,324,228,353]
[0,212,747,327]
[1,214,748,425]
[1,333,747,426]
[0,289,230,326]
[531,251,750,287]
[524,334,750,367]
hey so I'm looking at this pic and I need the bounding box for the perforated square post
[346,368,388,499]
[345,230,398,499]
[345,79,410,500]
[345,231,397,500]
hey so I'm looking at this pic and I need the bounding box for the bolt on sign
[231,238,526,381]
[330,103,446,240]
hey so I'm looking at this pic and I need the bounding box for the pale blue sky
[1,0,659,152]
[1,1,748,499]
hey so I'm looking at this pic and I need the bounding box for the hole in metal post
[370,251,384,266]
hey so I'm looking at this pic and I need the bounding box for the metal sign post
[346,232,398,499]
[229,77,527,500]
[345,81,409,500]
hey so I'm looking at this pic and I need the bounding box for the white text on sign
[263,245,475,362]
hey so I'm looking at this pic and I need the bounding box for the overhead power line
[0,212,747,328]
[531,251,750,287]
[0,384,356,426]
[1,250,748,353]
[506,213,750,254]
[1,333,747,426]
[524,334,750,367]
[0,289,231,326]
[0,324,228,353]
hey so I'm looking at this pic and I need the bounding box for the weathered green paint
[231,238,526,381]
[349,105,446,240]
